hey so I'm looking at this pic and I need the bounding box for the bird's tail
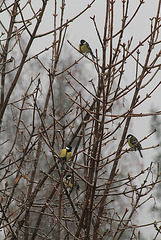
[61,160,65,170]
[75,182,79,199]
[138,149,143,158]
[75,189,79,199]
[91,51,96,59]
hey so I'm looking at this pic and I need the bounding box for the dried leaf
[23,174,28,180]
[14,175,22,185]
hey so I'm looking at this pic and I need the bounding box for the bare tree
[0,0,161,239]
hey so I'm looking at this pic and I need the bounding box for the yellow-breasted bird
[66,174,80,198]
[79,39,96,59]
[127,134,143,158]
[59,146,72,170]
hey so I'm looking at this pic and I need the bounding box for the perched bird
[66,174,80,198]
[59,146,72,170]
[79,39,96,59]
[127,134,143,158]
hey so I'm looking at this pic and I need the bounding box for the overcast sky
[31,1,161,238]
[2,1,161,239]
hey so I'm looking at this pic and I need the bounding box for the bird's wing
[86,42,91,50]
[130,137,138,146]
[86,42,96,58]
[131,137,142,149]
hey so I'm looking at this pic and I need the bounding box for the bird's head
[66,145,72,151]
[80,39,86,45]
[127,134,133,139]
[66,174,72,181]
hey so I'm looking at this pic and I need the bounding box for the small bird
[127,134,143,158]
[79,39,96,59]
[66,174,80,198]
[59,146,72,170]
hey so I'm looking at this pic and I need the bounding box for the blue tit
[79,39,96,59]
[59,146,72,170]
[127,134,143,158]
[66,174,79,198]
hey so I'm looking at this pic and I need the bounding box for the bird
[59,146,72,170]
[127,134,143,158]
[79,39,96,59]
[66,174,80,198]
